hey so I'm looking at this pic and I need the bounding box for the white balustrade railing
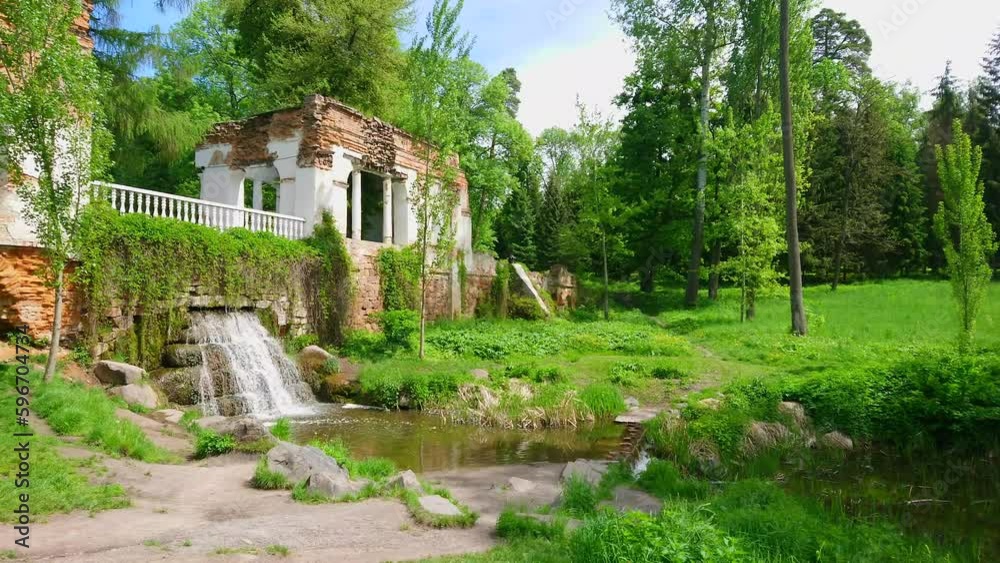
[93,182,306,240]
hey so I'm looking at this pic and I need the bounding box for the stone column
[351,170,362,241]
[383,176,393,244]
[252,179,263,210]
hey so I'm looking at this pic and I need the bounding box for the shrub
[579,383,626,419]
[651,365,688,380]
[569,507,746,562]
[637,459,709,500]
[509,295,546,320]
[360,369,467,410]
[250,457,290,490]
[377,309,419,350]
[502,364,567,384]
[785,350,1000,449]
[340,330,387,359]
[609,361,646,386]
[194,430,235,459]
[286,334,319,354]
[270,418,292,441]
[376,246,421,311]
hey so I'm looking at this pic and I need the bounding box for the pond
[285,404,625,473]
[778,447,999,559]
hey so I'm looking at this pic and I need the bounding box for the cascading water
[188,311,315,419]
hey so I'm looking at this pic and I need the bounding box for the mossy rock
[162,344,203,368]
[152,367,201,406]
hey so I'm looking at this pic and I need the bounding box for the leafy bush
[609,361,646,386]
[250,457,290,490]
[637,459,709,500]
[509,295,547,320]
[340,330,387,359]
[569,507,746,562]
[579,383,626,419]
[376,246,421,311]
[502,364,567,384]
[785,350,1000,449]
[377,309,419,350]
[360,368,468,410]
[651,365,688,380]
[286,334,319,354]
[194,430,235,459]
[270,418,292,441]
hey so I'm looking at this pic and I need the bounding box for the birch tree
[0,0,111,381]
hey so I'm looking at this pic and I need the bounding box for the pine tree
[496,182,538,268]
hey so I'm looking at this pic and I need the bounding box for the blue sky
[118,0,1000,136]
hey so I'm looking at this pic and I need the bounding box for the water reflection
[288,404,623,473]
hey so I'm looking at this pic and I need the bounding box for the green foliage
[496,509,566,540]
[250,457,291,490]
[559,475,599,517]
[578,383,626,420]
[492,260,512,318]
[305,211,355,346]
[286,334,319,354]
[33,377,172,463]
[341,330,388,360]
[786,350,1000,449]
[306,439,398,482]
[502,364,567,384]
[270,418,292,441]
[194,430,236,459]
[608,361,646,386]
[637,460,709,500]
[376,247,421,312]
[74,203,316,346]
[360,367,469,410]
[508,295,546,320]
[934,121,998,350]
[377,310,420,350]
[569,507,746,563]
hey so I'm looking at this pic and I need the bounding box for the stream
[285,404,624,473]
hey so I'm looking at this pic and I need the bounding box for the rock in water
[109,383,159,409]
[388,470,421,492]
[561,459,610,486]
[417,495,462,517]
[820,431,854,450]
[161,345,204,368]
[94,361,145,386]
[306,472,369,500]
[298,346,334,371]
[199,416,268,442]
[265,442,346,483]
[507,477,536,493]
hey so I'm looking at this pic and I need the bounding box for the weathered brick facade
[0,246,81,339]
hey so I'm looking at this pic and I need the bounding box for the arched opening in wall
[243,166,281,212]
[346,171,386,243]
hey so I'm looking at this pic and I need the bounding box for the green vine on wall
[457,250,468,313]
[304,211,355,346]
[376,246,421,312]
[493,259,512,319]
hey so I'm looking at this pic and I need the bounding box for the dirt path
[4,440,565,562]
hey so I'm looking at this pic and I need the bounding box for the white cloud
[514,29,635,137]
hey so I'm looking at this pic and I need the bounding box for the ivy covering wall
[376,246,421,312]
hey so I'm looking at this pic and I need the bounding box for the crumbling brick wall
[0,246,81,341]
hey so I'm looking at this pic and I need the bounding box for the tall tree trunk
[779,0,808,336]
[685,7,716,308]
[43,268,64,382]
[602,230,610,321]
[709,239,722,300]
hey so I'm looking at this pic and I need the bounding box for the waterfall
[188,311,315,419]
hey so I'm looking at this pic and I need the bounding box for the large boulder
[94,361,145,386]
[109,383,159,410]
[215,396,247,417]
[265,442,347,483]
[198,416,268,442]
[820,431,854,451]
[298,346,334,371]
[778,401,809,429]
[306,472,369,500]
[153,367,201,406]
[744,421,791,454]
[417,495,462,517]
[162,345,203,368]
[561,459,610,487]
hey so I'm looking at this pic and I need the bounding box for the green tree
[0,0,111,380]
[934,121,997,350]
[225,0,413,117]
[405,0,472,358]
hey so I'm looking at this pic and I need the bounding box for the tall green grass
[33,377,173,463]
